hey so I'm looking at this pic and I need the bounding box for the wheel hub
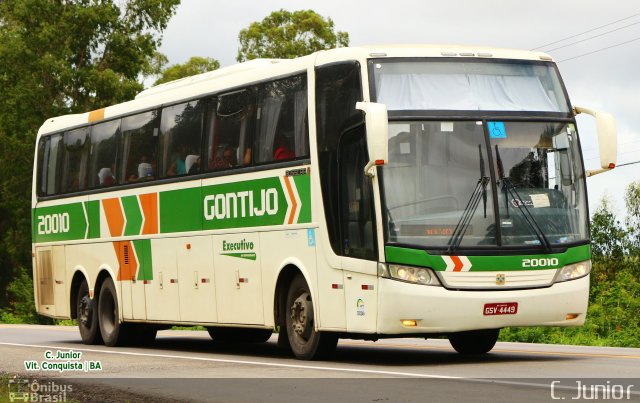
[78,295,92,327]
[290,292,313,340]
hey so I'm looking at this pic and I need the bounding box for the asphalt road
[0,324,638,402]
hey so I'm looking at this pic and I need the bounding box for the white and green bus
[32,45,617,359]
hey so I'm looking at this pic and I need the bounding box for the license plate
[483,302,518,316]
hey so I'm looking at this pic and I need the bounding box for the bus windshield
[381,121,588,250]
[372,59,570,113]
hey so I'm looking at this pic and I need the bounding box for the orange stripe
[102,198,125,237]
[116,241,138,281]
[283,177,297,225]
[451,255,463,272]
[88,108,105,123]
[139,193,158,235]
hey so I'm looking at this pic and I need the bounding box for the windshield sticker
[530,193,551,208]
[399,142,411,154]
[488,122,507,139]
[440,122,454,132]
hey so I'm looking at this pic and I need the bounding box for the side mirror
[573,106,617,177]
[355,102,389,177]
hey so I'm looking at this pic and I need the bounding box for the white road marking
[1,341,638,395]
[0,341,459,379]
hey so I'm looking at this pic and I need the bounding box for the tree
[0,0,180,311]
[237,9,349,62]
[154,56,220,85]
[625,182,640,253]
[591,198,628,260]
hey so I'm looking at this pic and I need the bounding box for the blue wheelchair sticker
[307,229,316,247]
[488,122,507,139]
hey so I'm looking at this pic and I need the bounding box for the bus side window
[61,127,90,193]
[315,61,364,256]
[44,134,64,195]
[254,74,308,164]
[159,100,204,178]
[88,119,120,188]
[339,126,376,260]
[36,137,49,197]
[119,111,159,183]
[206,90,256,171]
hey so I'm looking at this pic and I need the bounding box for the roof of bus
[36,44,553,137]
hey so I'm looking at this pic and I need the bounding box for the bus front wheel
[448,329,500,355]
[285,274,338,360]
[77,279,102,345]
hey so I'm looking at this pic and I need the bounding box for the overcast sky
[158,0,640,215]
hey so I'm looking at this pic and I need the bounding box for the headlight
[383,264,441,286]
[554,260,591,283]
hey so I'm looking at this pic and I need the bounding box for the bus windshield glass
[372,59,569,112]
[381,121,588,250]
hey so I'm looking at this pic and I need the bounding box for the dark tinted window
[255,75,309,164]
[340,126,376,259]
[44,134,64,195]
[159,100,205,178]
[36,137,49,197]
[315,62,364,255]
[119,111,159,183]
[206,90,256,171]
[60,127,90,193]
[88,119,119,188]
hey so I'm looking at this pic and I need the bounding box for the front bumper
[377,274,589,334]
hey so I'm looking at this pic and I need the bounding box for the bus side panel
[260,228,318,329]
[33,245,68,319]
[178,235,217,323]
[213,233,264,325]
[147,238,181,321]
[313,235,347,330]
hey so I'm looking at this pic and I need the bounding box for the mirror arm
[364,159,385,177]
[573,105,617,177]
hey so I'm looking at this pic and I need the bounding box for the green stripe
[33,203,87,243]
[221,252,257,261]
[122,196,143,236]
[85,200,100,239]
[159,186,203,233]
[293,174,311,223]
[133,239,153,281]
[385,244,591,271]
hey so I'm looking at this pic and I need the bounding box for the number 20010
[37,213,70,235]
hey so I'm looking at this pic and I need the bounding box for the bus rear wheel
[448,329,500,355]
[98,277,132,347]
[77,279,102,345]
[285,274,337,360]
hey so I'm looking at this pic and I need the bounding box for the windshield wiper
[446,145,489,254]
[495,145,553,252]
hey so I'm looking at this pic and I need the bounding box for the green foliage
[0,266,51,324]
[154,56,221,85]
[0,0,180,310]
[237,9,349,62]
[502,185,640,347]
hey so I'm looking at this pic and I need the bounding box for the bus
[32,45,617,360]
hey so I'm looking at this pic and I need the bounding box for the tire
[448,329,500,355]
[98,277,132,347]
[77,279,102,345]
[207,327,272,343]
[285,274,338,360]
